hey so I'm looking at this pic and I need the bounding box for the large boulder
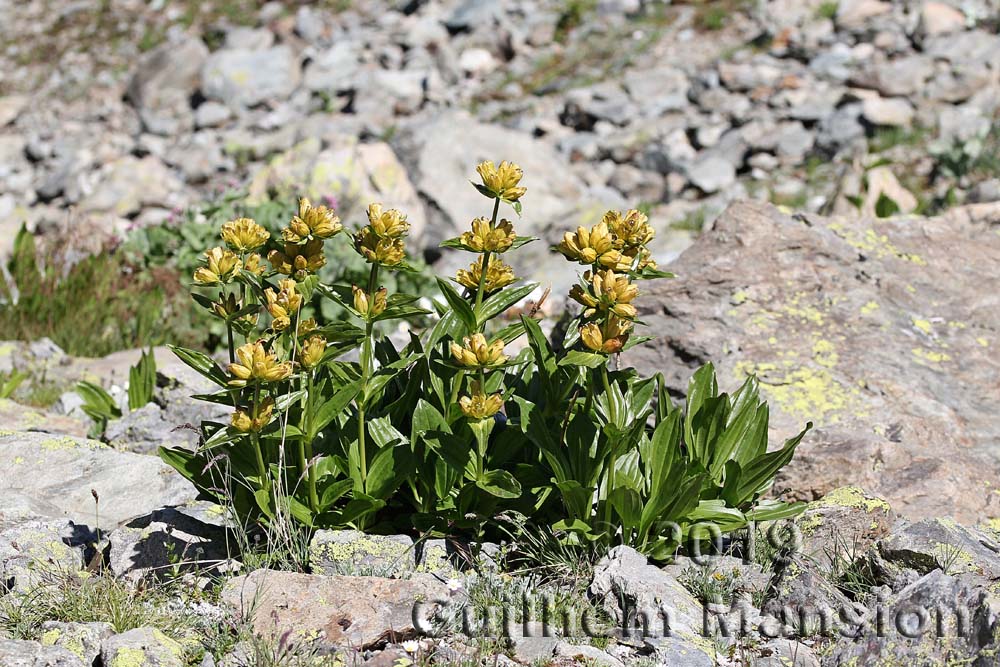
[626,200,1000,524]
[0,431,197,526]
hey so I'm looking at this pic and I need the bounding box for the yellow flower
[352,286,387,318]
[243,252,266,275]
[604,209,654,249]
[459,389,504,421]
[230,397,274,433]
[229,341,293,386]
[450,333,507,368]
[580,316,632,354]
[555,222,628,270]
[283,198,342,243]
[301,335,327,369]
[569,270,638,319]
[221,217,270,252]
[459,218,516,253]
[475,160,527,202]
[455,256,517,293]
[366,203,410,238]
[193,247,242,284]
[268,239,326,279]
[297,317,318,337]
[264,278,303,331]
[354,228,406,266]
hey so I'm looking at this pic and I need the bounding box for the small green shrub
[160,161,809,563]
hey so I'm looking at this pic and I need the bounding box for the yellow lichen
[977,337,990,348]
[735,361,862,425]
[811,339,839,368]
[860,301,880,315]
[912,347,951,364]
[827,222,927,265]
[911,317,933,335]
[813,486,890,513]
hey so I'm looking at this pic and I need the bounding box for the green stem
[600,365,617,540]
[357,263,380,495]
[302,373,319,512]
[473,198,502,322]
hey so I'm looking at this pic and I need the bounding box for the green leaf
[75,381,121,423]
[609,487,642,527]
[436,277,477,333]
[875,193,901,218]
[476,469,522,499]
[310,380,362,438]
[746,499,806,522]
[727,423,812,505]
[475,283,538,325]
[558,351,607,369]
[169,345,229,387]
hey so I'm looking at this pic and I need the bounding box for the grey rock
[0,431,197,526]
[107,503,231,581]
[509,621,558,663]
[877,519,1000,587]
[193,102,232,129]
[817,102,865,151]
[589,546,707,645]
[302,41,360,92]
[553,642,624,667]
[685,155,736,194]
[967,178,1000,203]
[625,200,1000,523]
[761,555,860,635]
[797,487,895,573]
[824,570,995,665]
[775,122,815,161]
[0,94,29,127]
[79,156,183,217]
[756,638,819,667]
[0,639,85,666]
[221,569,450,648]
[127,36,208,135]
[39,622,113,666]
[309,530,415,577]
[0,519,86,592]
[100,627,185,667]
[202,46,301,108]
[861,96,914,127]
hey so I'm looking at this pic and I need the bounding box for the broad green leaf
[169,345,229,387]
[476,469,522,499]
[476,283,538,326]
[436,277,477,333]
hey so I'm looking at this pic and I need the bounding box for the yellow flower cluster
[264,278,303,332]
[352,285,387,319]
[229,341,293,387]
[475,160,527,203]
[194,247,242,285]
[451,333,507,369]
[459,387,505,421]
[354,203,408,267]
[556,208,659,355]
[455,255,517,293]
[231,397,274,433]
[460,218,516,253]
[222,218,271,252]
[300,335,327,369]
[268,198,341,280]
[555,209,657,271]
[568,270,639,320]
[282,198,342,243]
[580,316,633,355]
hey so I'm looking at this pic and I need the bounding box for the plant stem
[473,198,501,321]
[357,263,380,495]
